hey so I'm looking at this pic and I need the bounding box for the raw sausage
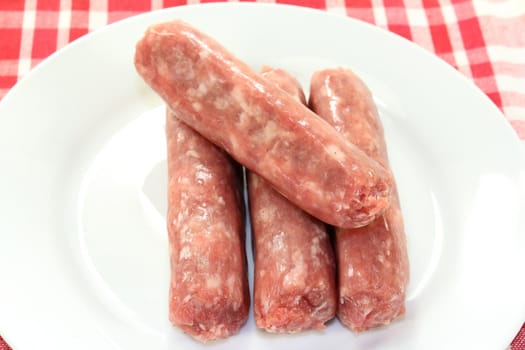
[309,68,409,332]
[135,21,392,229]
[166,108,249,342]
[250,67,337,333]
[135,20,392,229]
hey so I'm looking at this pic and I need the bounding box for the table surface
[0,1,524,349]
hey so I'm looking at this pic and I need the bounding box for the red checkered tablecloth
[0,0,524,349]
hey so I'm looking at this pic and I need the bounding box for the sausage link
[309,68,409,332]
[166,109,249,342]
[135,20,392,229]
[250,67,336,333]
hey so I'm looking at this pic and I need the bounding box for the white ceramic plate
[0,4,524,350]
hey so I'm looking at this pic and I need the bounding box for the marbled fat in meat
[134,20,393,229]
[166,109,249,342]
[250,67,337,333]
[309,68,409,332]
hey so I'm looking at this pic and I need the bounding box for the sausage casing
[135,20,393,229]
[309,68,409,332]
[250,67,337,333]
[166,109,249,342]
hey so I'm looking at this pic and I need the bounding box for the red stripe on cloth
[0,76,18,88]
[163,0,188,7]
[107,0,152,12]
[437,52,458,69]
[0,0,24,11]
[0,29,22,59]
[108,11,145,24]
[277,0,326,9]
[428,24,456,66]
[470,61,496,78]
[383,0,412,40]
[387,24,412,40]
[69,27,89,41]
[463,47,502,64]
[71,0,90,10]
[422,0,454,55]
[69,9,89,41]
[453,0,502,108]
[37,0,60,11]
[456,17,485,50]
[346,8,375,24]
[486,91,502,108]
[474,75,501,97]
[345,0,375,24]
[32,28,58,59]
